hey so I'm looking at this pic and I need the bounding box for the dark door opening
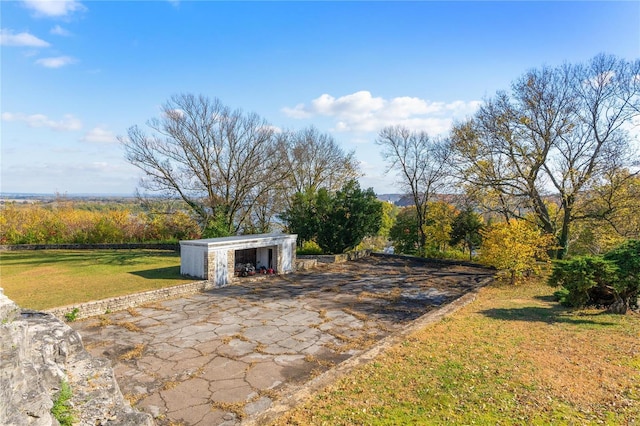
[235,248,257,276]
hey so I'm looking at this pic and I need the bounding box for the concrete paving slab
[71,255,493,425]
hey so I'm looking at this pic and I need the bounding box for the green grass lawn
[0,250,195,310]
[274,279,640,425]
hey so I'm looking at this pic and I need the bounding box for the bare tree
[120,94,286,236]
[279,126,360,198]
[451,54,640,258]
[376,125,452,253]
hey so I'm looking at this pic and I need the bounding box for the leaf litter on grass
[273,279,640,425]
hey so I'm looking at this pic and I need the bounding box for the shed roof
[180,233,297,248]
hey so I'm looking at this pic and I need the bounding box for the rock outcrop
[0,288,153,425]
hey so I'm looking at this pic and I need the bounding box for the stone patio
[70,255,493,425]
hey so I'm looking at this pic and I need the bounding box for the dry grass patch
[325,331,378,354]
[259,388,280,400]
[274,279,640,425]
[357,288,402,302]
[84,340,107,350]
[123,392,145,406]
[119,343,146,361]
[188,366,205,379]
[126,307,141,317]
[140,302,171,311]
[342,307,369,322]
[211,401,245,419]
[117,321,142,332]
[304,354,336,369]
[90,315,113,328]
[221,333,249,345]
[161,380,180,391]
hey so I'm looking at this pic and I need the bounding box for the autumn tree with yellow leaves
[480,219,555,284]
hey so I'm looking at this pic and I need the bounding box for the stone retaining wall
[0,243,180,251]
[295,258,317,270]
[0,290,153,425]
[298,249,372,264]
[46,280,212,320]
[370,252,493,269]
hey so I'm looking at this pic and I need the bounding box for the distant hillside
[377,193,466,207]
[376,194,403,203]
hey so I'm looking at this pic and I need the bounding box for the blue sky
[2,1,639,195]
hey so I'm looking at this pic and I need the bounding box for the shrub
[548,256,619,308]
[63,308,80,322]
[548,239,640,314]
[297,240,323,255]
[603,239,640,312]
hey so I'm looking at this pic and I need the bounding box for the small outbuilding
[179,233,297,287]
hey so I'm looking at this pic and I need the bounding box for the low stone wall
[295,258,317,270]
[46,280,212,320]
[298,249,372,264]
[0,243,180,251]
[370,252,493,269]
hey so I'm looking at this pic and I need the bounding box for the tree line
[0,201,200,245]
[118,55,638,261]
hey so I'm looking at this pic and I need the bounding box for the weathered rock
[0,290,153,425]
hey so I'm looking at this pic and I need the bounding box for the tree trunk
[608,296,628,315]
[556,204,572,260]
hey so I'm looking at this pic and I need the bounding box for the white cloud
[2,112,82,131]
[283,90,482,134]
[22,0,86,17]
[35,55,77,68]
[0,28,50,47]
[82,126,117,143]
[50,25,72,36]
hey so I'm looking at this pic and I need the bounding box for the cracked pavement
[70,255,493,425]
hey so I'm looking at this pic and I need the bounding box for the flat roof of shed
[180,233,297,247]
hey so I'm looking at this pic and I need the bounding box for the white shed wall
[214,249,229,286]
[180,244,206,278]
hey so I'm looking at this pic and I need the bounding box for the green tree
[279,190,319,247]
[379,202,397,238]
[389,206,420,255]
[281,180,382,254]
[356,201,398,252]
[316,181,382,254]
[449,207,484,260]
